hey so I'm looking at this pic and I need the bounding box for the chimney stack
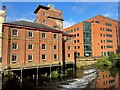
[2,6,6,11]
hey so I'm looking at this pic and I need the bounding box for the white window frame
[28,54,33,62]
[28,31,33,37]
[12,43,18,50]
[28,44,33,50]
[42,44,46,50]
[12,54,18,63]
[42,54,46,60]
[42,33,46,38]
[12,30,18,36]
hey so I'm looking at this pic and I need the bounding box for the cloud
[104,13,110,17]
[63,20,75,29]
[6,17,34,22]
[71,6,85,14]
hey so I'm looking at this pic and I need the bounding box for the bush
[67,68,74,73]
[51,71,59,79]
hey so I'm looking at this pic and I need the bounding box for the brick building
[2,21,73,69]
[63,15,119,57]
[34,4,63,30]
[94,71,120,89]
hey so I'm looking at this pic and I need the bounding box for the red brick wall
[2,25,63,67]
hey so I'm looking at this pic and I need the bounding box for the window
[28,44,33,50]
[74,46,76,49]
[68,54,70,58]
[106,40,113,43]
[43,12,46,16]
[77,27,79,30]
[77,40,79,43]
[42,44,46,50]
[42,54,46,60]
[106,23,112,26]
[43,19,46,24]
[100,34,102,37]
[107,46,113,48]
[101,40,102,43]
[106,34,112,37]
[54,45,57,50]
[101,46,103,49]
[54,54,58,60]
[74,28,77,32]
[71,29,73,32]
[54,34,57,39]
[28,55,33,61]
[100,28,102,31]
[78,53,80,56]
[74,34,76,38]
[12,54,17,62]
[68,46,70,50]
[12,43,18,50]
[106,28,112,32]
[74,40,76,43]
[28,31,33,37]
[42,33,46,38]
[12,30,18,36]
[77,33,79,36]
[78,46,80,49]
[95,21,100,24]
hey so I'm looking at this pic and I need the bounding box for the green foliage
[96,57,112,67]
[67,68,74,73]
[117,46,120,54]
[51,71,59,79]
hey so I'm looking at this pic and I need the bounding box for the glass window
[78,46,80,49]
[74,46,76,49]
[28,31,33,37]
[12,43,18,50]
[12,30,18,36]
[54,34,57,39]
[68,46,70,50]
[43,12,46,16]
[77,40,79,43]
[43,19,46,24]
[74,40,76,43]
[12,54,17,62]
[68,54,70,58]
[28,55,33,61]
[54,54,58,60]
[42,33,46,38]
[54,45,57,50]
[42,44,46,50]
[28,44,33,50]
[77,33,79,36]
[42,54,46,60]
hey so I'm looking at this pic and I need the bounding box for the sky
[0,2,118,28]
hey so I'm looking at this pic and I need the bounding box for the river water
[1,66,120,90]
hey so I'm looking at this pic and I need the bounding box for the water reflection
[93,67,120,90]
[1,66,120,90]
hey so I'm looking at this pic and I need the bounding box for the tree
[117,46,120,54]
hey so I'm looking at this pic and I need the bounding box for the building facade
[63,15,119,57]
[34,4,64,30]
[2,21,73,69]
[0,6,6,62]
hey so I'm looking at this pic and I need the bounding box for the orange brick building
[2,21,74,69]
[34,4,63,30]
[95,71,120,89]
[63,15,119,57]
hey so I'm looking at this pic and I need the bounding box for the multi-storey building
[63,15,119,57]
[34,4,63,30]
[95,71,120,89]
[2,21,73,69]
[0,6,6,62]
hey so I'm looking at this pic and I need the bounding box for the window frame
[28,44,33,50]
[12,43,18,50]
[12,30,18,36]
[12,54,18,63]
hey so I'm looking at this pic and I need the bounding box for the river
[1,66,120,90]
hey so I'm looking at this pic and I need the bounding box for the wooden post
[36,67,38,80]
[20,69,22,82]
